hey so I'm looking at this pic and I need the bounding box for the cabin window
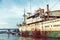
[53,25,60,27]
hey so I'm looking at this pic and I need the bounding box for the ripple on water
[0,34,60,40]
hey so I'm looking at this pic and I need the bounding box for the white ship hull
[18,18,60,37]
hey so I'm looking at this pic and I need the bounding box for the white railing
[42,18,60,31]
[25,18,60,31]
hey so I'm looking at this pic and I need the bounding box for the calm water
[0,34,60,40]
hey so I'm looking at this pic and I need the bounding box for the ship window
[35,13,40,17]
[39,14,44,18]
[45,25,49,27]
[53,25,60,27]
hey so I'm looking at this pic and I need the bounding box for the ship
[17,5,60,38]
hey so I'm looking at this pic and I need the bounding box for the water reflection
[18,37,60,40]
[0,34,60,40]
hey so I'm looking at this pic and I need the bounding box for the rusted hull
[32,31,48,38]
[22,31,29,37]
[20,31,60,38]
[20,31,48,38]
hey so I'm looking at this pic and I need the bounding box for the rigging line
[25,0,28,11]
[50,0,60,9]
[30,0,31,12]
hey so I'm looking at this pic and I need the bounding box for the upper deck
[26,9,60,24]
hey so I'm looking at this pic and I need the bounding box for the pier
[0,28,19,34]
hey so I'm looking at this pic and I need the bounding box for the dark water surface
[0,34,60,40]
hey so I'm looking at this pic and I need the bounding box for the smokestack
[47,4,49,12]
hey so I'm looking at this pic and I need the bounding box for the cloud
[0,0,60,28]
[0,6,24,19]
[0,21,8,25]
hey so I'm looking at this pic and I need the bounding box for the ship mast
[23,9,26,25]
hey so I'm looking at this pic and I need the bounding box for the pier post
[8,29,11,34]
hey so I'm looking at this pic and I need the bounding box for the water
[0,34,60,40]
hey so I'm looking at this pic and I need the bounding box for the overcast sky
[0,0,60,29]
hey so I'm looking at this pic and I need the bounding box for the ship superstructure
[18,5,60,38]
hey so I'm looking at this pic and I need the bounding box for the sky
[0,0,60,29]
